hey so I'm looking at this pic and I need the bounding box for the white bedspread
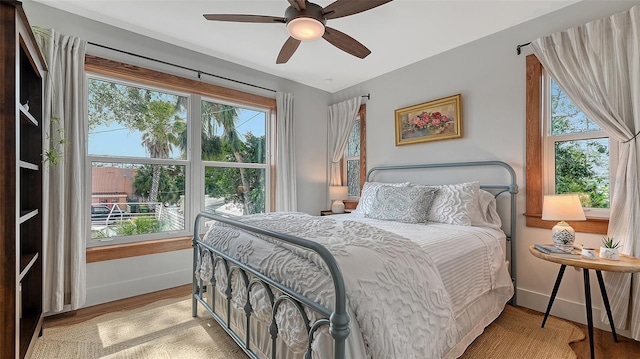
[336,214,511,318]
[199,212,513,359]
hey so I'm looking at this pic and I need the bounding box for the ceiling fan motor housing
[285,2,327,25]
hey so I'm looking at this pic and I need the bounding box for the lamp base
[331,200,345,214]
[552,220,575,251]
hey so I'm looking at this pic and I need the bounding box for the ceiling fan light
[287,17,325,41]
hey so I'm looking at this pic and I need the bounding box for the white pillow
[366,186,439,223]
[470,189,502,229]
[418,181,479,226]
[352,181,411,215]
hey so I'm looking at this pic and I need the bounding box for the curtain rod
[516,42,531,55]
[362,94,370,100]
[87,41,277,93]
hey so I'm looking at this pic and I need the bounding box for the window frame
[342,104,366,209]
[85,55,277,250]
[525,54,608,234]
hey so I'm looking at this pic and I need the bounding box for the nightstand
[529,245,640,359]
[320,209,352,216]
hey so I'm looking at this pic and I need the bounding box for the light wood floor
[45,286,640,359]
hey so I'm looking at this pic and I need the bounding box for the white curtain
[327,97,362,185]
[275,92,297,211]
[531,5,640,339]
[35,29,87,312]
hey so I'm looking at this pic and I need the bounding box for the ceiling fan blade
[276,37,302,64]
[203,14,286,23]
[323,0,393,20]
[322,27,371,59]
[287,0,306,10]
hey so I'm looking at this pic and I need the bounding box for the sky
[88,107,266,159]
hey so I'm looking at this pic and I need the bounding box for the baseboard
[85,268,192,308]
[516,287,633,339]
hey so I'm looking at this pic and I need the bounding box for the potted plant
[600,237,621,260]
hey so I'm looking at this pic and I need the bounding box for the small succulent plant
[602,237,621,249]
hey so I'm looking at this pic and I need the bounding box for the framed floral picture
[395,94,462,146]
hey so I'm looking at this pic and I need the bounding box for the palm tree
[202,101,253,214]
[141,101,182,209]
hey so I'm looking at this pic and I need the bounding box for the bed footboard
[192,213,349,359]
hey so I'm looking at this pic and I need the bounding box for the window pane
[550,79,601,136]
[88,79,188,159]
[346,119,360,157]
[554,138,609,208]
[346,160,360,197]
[91,162,186,239]
[204,166,265,216]
[201,100,266,163]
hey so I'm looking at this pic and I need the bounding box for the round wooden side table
[529,245,640,359]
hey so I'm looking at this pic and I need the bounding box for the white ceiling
[34,0,579,93]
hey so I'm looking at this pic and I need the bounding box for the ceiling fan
[203,0,393,64]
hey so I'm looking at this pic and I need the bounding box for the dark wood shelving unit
[19,161,39,171]
[19,104,38,126]
[1,1,47,358]
[19,253,39,281]
[19,209,38,224]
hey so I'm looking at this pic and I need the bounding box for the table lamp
[329,186,348,214]
[541,194,586,250]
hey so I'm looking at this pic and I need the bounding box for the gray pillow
[352,181,411,215]
[365,186,439,223]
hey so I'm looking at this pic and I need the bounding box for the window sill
[523,213,608,235]
[86,236,192,263]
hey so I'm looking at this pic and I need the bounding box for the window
[86,56,275,247]
[525,55,610,233]
[88,78,189,244]
[202,98,269,216]
[343,105,366,204]
[544,78,615,216]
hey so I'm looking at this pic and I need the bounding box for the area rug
[31,297,245,359]
[460,305,585,359]
[32,298,584,359]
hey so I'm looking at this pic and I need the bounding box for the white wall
[332,0,640,336]
[23,1,331,308]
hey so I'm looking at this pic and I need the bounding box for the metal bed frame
[192,160,518,359]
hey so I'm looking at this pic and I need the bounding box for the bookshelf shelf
[1,2,47,358]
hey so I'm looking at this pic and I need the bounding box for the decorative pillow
[352,181,411,215]
[365,186,439,223]
[421,181,479,226]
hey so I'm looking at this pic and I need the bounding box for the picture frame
[395,94,462,146]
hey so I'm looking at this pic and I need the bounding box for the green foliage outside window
[550,80,609,208]
[201,100,266,215]
[132,165,185,204]
[118,217,164,236]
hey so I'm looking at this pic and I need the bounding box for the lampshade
[329,186,349,200]
[287,17,325,41]
[542,194,586,250]
[541,194,586,221]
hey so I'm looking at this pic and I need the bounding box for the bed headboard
[365,160,519,304]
